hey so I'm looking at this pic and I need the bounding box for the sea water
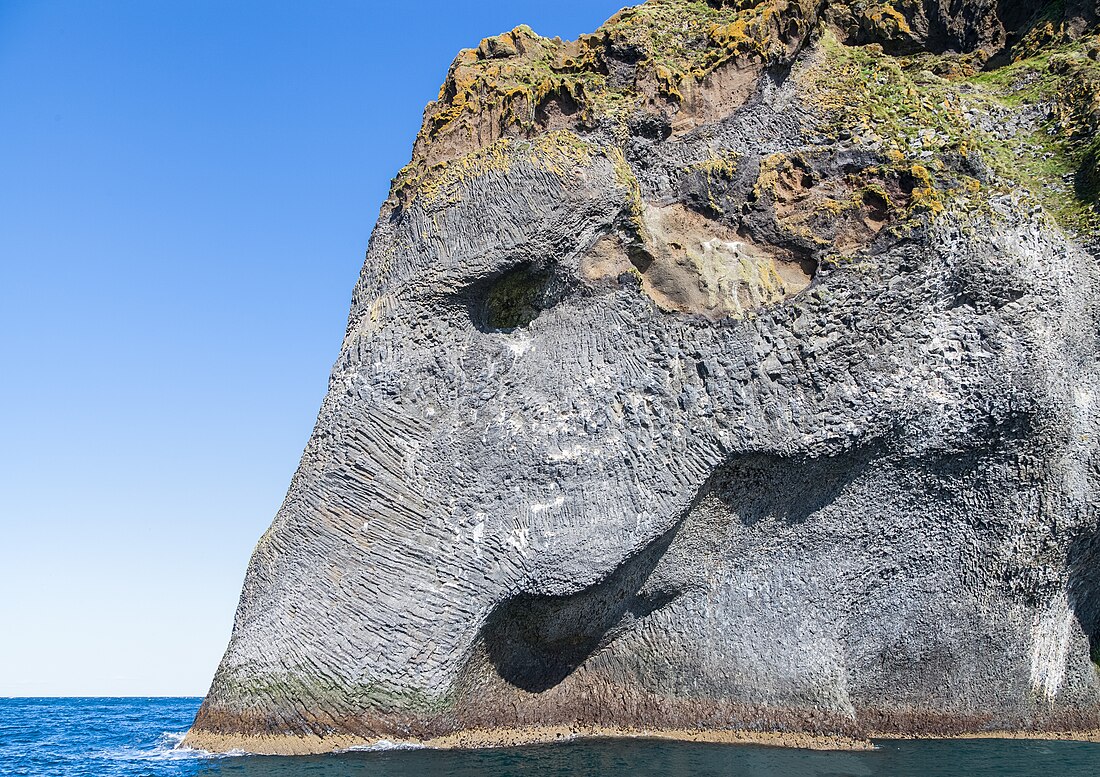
[3,697,1100,776]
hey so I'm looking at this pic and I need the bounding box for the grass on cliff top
[425,1,742,141]
[398,0,1100,238]
[802,33,976,154]
[602,0,808,79]
[967,39,1100,234]
[798,32,985,217]
[394,130,598,206]
[406,1,808,172]
[801,28,1100,236]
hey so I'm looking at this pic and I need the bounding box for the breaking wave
[339,739,427,752]
[97,730,245,761]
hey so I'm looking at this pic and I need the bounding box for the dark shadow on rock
[708,448,877,527]
[478,445,885,693]
[480,525,682,693]
[463,262,572,333]
[1067,527,1100,668]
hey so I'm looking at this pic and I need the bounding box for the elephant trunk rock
[185,0,1100,754]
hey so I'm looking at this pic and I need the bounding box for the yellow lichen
[691,149,740,180]
[655,63,685,101]
[861,3,914,39]
[689,149,742,213]
[392,131,600,208]
[528,130,594,178]
[394,139,514,206]
[394,0,822,204]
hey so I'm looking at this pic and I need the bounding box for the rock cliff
[185,0,1100,753]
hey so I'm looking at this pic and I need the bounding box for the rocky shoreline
[182,725,1100,756]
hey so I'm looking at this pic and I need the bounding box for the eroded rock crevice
[468,263,569,332]
[472,521,683,693]
[579,202,818,319]
[1068,529,1100,671]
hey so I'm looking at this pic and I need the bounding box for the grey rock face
[186,1,1100,752]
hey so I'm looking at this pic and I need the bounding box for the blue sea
[3,698,1100,776]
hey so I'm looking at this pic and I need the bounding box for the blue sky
[0,0,626,697]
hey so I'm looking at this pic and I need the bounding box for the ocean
[3,697,1100,776]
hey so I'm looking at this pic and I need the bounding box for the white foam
[339,739,426,752]
[98,730,243,762]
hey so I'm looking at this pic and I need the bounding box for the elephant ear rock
[184,0,1100,756]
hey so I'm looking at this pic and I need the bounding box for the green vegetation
[609,0,814,80]
[1079,139,1100,206]
[528,129,593,176]
[800,27,1100,235]
[217,671,453,715]
[392,130,610,207]
[966,37,1100,233]
[393,0,814,201]
[801,33,974,156]
[392,0,1099,238]
[689,149,742,213]
[395,138,514,206]
[485,265,551,330]
[797,31,982,222]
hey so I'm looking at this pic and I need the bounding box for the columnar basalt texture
[187,0,1100,753]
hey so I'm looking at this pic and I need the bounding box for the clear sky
[0,0,627,697]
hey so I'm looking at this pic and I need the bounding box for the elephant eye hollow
[482,264,553,332]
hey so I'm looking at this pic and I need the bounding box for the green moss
[861,181,892,207]
[396,0,818,201]
[964,38,1100,233]
[622,0,814,79]
[801,32,977,162]
[393,139,514,206]
[528,129,594,176]
[902,163,944,214]
[216,670,452,715]
[391,129,639,211]
[1077,139,1100,205]
[609,146,639,194]
[798,34,975,225]
[691,149,740,179]
[396,0,1099,238]
[799,28,1100,235]
[485,265,551,330]
[1013,0,1089,60]
[690,149,741,213]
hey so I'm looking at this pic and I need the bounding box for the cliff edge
[185,0,1100,753]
